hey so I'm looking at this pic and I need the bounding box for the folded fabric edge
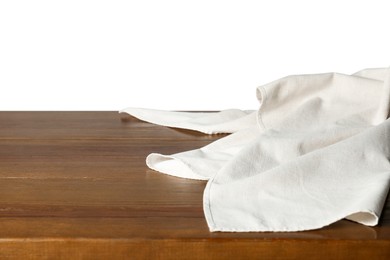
[118,107,258,134]
[146,153,208,180]
[203,176,383,232]
[345,211,378,226]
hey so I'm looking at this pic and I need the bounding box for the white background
[0,0,389,111]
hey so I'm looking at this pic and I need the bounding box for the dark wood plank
[0,139,214,158]
[0,111,218,140]
[1,238,387,260]
[0,112,389,259]
[0,216,389,240]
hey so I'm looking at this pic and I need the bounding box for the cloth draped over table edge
[120,67,390,232]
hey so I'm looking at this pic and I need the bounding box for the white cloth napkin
[120,67,390,232]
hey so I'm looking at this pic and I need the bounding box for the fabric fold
[204,119,390,231]
[119,107,256,134]
[121,67,390,232]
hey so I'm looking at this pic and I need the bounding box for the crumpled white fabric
[120,67,390,232]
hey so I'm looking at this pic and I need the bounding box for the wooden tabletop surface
[0,112,389,259]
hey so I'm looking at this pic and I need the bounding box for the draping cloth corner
[120,67,390,232]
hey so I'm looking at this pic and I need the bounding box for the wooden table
[0,112,389,259]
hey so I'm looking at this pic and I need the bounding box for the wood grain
[0,112,389,259]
